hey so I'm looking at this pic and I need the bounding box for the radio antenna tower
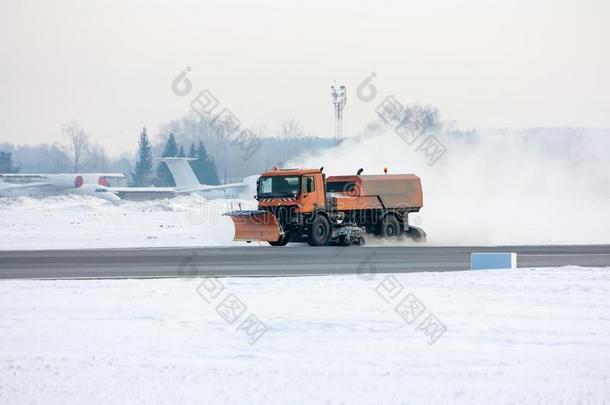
[330,84,347,145]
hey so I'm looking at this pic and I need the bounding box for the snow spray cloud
[296,127,610,245]
[355,72,448,166]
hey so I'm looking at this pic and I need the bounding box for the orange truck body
[326,174,423,211]
[225,168,425,246]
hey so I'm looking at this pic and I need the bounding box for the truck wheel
[308,215,331,246]
[268,233,289,246]
[381,215,400,238]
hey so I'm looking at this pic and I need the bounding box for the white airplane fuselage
[0,173,123,203]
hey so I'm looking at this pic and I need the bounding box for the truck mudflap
[223,210,283,242]
[405,225,427,242]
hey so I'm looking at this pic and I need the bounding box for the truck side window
[304,176,315,193]
[327,181,355,193]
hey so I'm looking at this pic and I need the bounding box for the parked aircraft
[108,158,251,200]
[0,173,124,202]
[0,158,252,202]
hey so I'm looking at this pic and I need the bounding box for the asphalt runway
[1,245,609,280]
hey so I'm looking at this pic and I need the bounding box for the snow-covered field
[1,266,609,404]
[0,195,255,250]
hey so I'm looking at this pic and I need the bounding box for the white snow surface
[0,195,256,250]
[1,266,609,404]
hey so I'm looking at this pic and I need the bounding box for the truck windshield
[258,176,300,197]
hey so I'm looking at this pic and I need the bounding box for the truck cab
[252,168,333,246]
[256,168,326,215]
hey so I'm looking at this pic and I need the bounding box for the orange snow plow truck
[224,167,426,246]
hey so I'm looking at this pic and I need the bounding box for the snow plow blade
[223,210,282,242]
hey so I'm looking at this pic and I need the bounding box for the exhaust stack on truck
[224,167,426,246]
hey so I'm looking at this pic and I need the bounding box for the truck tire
[268,233,289,246]
[308,215,331,246]
[380,215,401,238]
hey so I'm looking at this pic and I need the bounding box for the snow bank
[1,266,609,404]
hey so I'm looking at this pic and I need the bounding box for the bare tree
[85,143,110,171]
[279,119,304,156]
[58,121,90,173]
[279,118,303,141]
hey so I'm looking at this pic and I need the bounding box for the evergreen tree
[187,143,198,182]
[154,133,178,186]
[177,145,186,157]
[193,141,220,185]
[188,143,197,158]
[131,127,153,186]
[0,151,19,173]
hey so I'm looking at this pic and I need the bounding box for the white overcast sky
[1,0,609,155]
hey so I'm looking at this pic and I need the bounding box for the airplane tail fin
[159,158,201,190]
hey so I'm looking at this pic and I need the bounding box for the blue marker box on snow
[471,252,517,270]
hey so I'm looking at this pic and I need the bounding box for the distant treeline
[0,114,335,186]
[5,104,607,187]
